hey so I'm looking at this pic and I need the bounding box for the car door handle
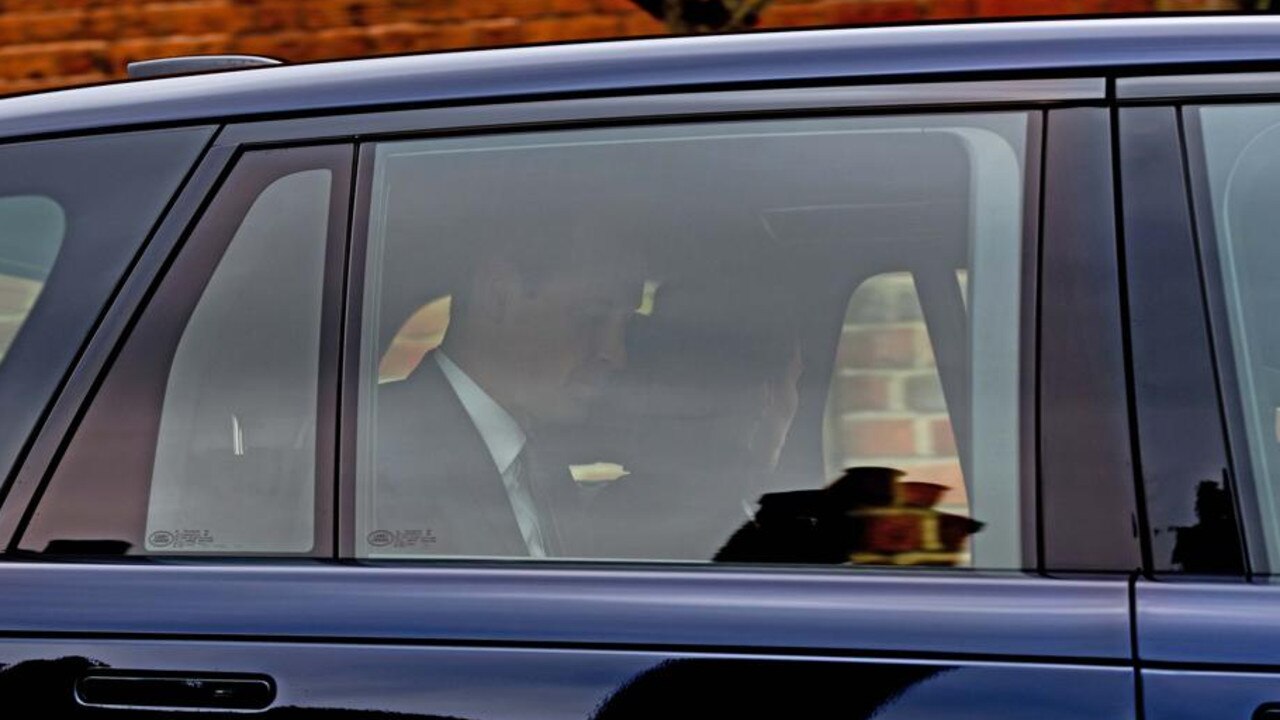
[76,671,275,711]
[1254,703,1280,720]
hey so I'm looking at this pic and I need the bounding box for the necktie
[504,448,549,558]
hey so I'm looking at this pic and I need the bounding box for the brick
[498,0,560,16]
[0,0,120,9]
[930,417,958,456]
[842,416,917,457]
[1104,0,1157,9]
[548,0,597,12]
[837,373,894,412]
[846,279,923,323]
[364,23,442,54]
[904,372,945,412]
[762,4,834,26]
[0,40,108,79]
[310,26,378,57]
[835,0,925,24]
[923,0,979,17]
[1155,0,1234,7]
[235,0,303,32]
[838,326,922,369]
[472,17,524,46]
[596,0,645,11]
[523,16,592,42]
[138,1,241,36]
[297,1,361,30]
[432,22,478,49]
[389,0,466,22]
[975,0,1111,14]
[553,14,623,38]
[0,11,83,45]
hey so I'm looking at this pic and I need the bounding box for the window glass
[19,149,346,556]
[356,114,1031,567]
[0,128,212,487]
[1194,104,1280,567]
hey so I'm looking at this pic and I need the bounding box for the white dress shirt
[435,352,547,557]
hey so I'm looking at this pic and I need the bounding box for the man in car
[370,215,645,559]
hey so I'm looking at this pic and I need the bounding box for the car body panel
[1,16,1280,140]
[16,15,1263,718]
[0,563,1130,658]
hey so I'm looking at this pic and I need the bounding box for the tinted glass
[19,147,349,556]
[355,114,1032,568]
[0,128,213,486]
[1193,103,1280,569]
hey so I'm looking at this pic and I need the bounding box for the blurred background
[0,0,1255,96]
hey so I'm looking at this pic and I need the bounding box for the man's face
[486,257,642,427]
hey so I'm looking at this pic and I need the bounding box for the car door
[1123,75,1280,720]
[0,78,1138,718]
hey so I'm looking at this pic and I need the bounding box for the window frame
[0,77,1142,576]
[1111,70,1280,579]
[0,126,218,512]
[0,143,354,558]
[1174,98,1280,579]
[316,81,1087,572]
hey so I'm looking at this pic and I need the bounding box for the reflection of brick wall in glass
[0,273,41,362]
[825,273,967,515]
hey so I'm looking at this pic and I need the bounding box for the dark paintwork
[0,564,1130,659]
[0,646,1137,719]
[1039,107,1142,573]
[1136,580,1280,667]
[1,16,1280,141]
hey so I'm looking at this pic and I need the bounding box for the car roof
[2,14,1279,141]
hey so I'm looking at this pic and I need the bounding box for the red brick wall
[827,273,967,508]
[0,0,1236,95]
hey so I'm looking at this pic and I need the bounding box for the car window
[1190,103,1280,570]
[0,128,213,487]
[354,113,1033,568]
[18,147,350,556]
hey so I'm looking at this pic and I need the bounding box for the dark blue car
[0,14,1276,718]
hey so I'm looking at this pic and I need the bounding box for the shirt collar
[435,352,527,475]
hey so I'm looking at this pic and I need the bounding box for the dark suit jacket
[371,356,569,557]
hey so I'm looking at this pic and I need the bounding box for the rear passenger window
[18,147,350,556]
[354,114,1034,568]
